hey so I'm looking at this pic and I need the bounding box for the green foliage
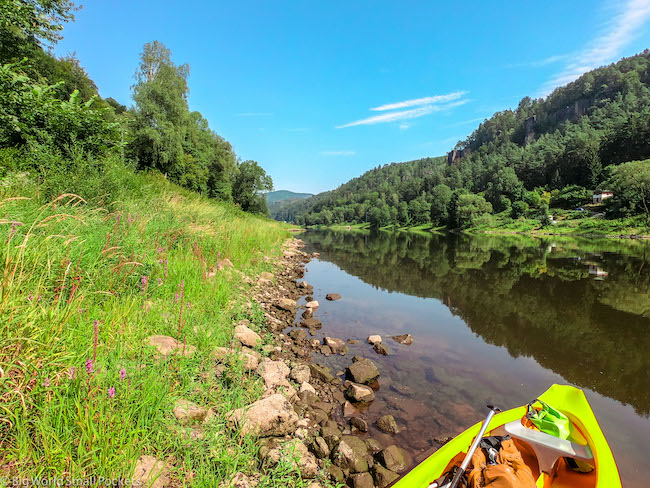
[232,160,274,214]
[430,184,452,225]
[511,200,529,218]
[608,160,650,216]
[0,0,77,47]
[550,185,590,208]
[454,193,493,228]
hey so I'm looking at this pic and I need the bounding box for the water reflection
[303,230,650,416]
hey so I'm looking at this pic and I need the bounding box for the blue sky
[55,0,650,194]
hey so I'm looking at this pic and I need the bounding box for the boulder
[173,399,208,425]
[211,346,230,360]
[259,359,291,390]
[343,401,360,417]
[376,415,400,435]
[373,343,390,356]
[257,278,271,286]
[346,358,380,385]
[320,345,332,356]
[320,425,343,450]
[326,293,342,301]
[366,335,382,345]
[349,472,374,488]
[377,445,410,473]
[227,393,298,437]
[332,436,369,473]
[305,300,319,309]
[276,298,297,312]
[147,335,196,357]
[301,318,322,329]
[301,309,313,319]
[345,383,375,403]
[365,438,383,455]
[234,324,261,348]
[289,329,308,342]
[350,416,368,432]
[133,455,170,488]
[217,258,234,270]
[290,364,311,383]
[309,363,336,383]
[324,337,348,355]
[390,334,413,346]
[220,472,259,488]
[309,436,331,459]
[372,465,399,488]
[326,465,345,483]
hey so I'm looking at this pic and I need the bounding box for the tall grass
[0,170,312,485]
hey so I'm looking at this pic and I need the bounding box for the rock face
[276,298,297,312]
[173,399,207,425]
[346,358,380,385]
[372,465,399,487]
[227,393,298,437]
[376,415,400,434]
[234,324,261,347]
[325,293,342,301]
[133,455,170,488]
[377,445,410,473]
[390,334,414,346]
[332,436,369,473]
[366,335,382,345]
[147,335,196,357]
[345,383,375,403]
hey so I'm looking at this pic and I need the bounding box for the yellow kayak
[394,385,621,488]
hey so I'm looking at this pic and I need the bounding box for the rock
[346,358,380,385]
[312,252,320,258]
[366,335,382,345]
[260,271,273,280]
[289,329,308,342]
[173,399,208,425]
[389,384,413,396]
[147,335,196,357]
[377,445,410,473]
[227,393,298,437]
[307,483,323,488]
[290,364,311,383]
[234,324,261,348]
[301,309,313,319]
[320,345,332,356]
[306,300,319,309]
[265,440,318,479]
[212,346,230,360]
[350,416,368,432]
[298,281,309,288]
[376,415,400,435]
[389,334,413,346]
[257,278,271,286]
[276,298,297,312]
[365,438,383,455]
[434,436,453,445]
[133,455,170,488]
[217,258,234,270]
[300,382,316,394]
[326,293,342,301]
[301,318,322,329]
[320,425,343,450]
[372,465,399,488]
[259,359,292,390]
[345,383,375,403]
[347,339,360,344]
[324,337,348,355]
[373,344,390,356]
[332,436,369,473]
[349,472,374,488]
[310,436,331,459]
[326,465,345,483]
[220,472,259,488]
[343,401,360,417]
[240,351,260,371]
[309,363,336,383]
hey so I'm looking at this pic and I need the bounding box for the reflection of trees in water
[305,230,650,415]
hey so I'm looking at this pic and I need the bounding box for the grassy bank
[0,172,316,485]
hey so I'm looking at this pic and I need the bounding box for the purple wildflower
[67,367,76,379]
[158,278,162,286]
[107,386,116,398]
[43,378,50,388]
[120,368,127,381]
[186,301,191,310]
[85,359,94,374]
[141,275,149,293]
[28,292,34,301]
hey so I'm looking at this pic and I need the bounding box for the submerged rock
[346,358,380,385]
[309,363,336,383]
[345,383,375,403]
[377,445,410,473]
[373,343,390,356]
[390,334,414,346]
[326,293,342,301]
[350,416,368,432]
[301,317,322,329]
[376,415,400,434]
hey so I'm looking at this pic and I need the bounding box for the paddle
[429,405,501,488]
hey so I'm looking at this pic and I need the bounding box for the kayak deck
[393,385,621,488]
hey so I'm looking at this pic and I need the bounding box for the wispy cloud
[508,54,569,69]
[399,122,410,130]
[320,150,356,156]
[542,0,650,93]
[337,99,469,129]
[235,112,273,117]
[370,91,467,111]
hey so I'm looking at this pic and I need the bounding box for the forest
[0,1,273,214]
[275,51,650,230]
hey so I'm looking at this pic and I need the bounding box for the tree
[0,0,77,48]
[430,184,452,225]
[232,160,273,214]
[511,201,529,218]
[608,160,650,216]
[455,194,493,228]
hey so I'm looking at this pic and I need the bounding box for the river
[299,229,650,487]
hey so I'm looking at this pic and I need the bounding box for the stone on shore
[306,300,319,309]
[372,465,400,487]
[377,445,410,473]
[324,337,348,355]
[219,472,259,488]
[265,440,318,479]
[349,472,374,488]
[290,364,311,383]
[309,363,336,383]
[346,358,380,385]
[147,335,196,357]
[300,318,322,329]
[133,456,170,488]
[260,271,273,280]
[227,393,298,437]
[376,415,400,434]
[325,293,342,301]
[332,436,370,473]
[234,324,261,347]
[259,358,292,391]
[366,335,382,345]
[173,399,208,425]
[390,334,414,345]
[309,436,331,459]
[350,416,368,432]
[345,383,375,403]
[276,298,297,312]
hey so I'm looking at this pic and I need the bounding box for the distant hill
[266,190,313,205]
[274,50,650,227]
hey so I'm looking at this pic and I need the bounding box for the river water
[299,229,650,487]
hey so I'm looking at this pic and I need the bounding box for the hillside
[266,189,313,204]
[278,50,650,231]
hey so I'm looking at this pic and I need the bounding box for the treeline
[0,1,272,214]
[276,51,650,227]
